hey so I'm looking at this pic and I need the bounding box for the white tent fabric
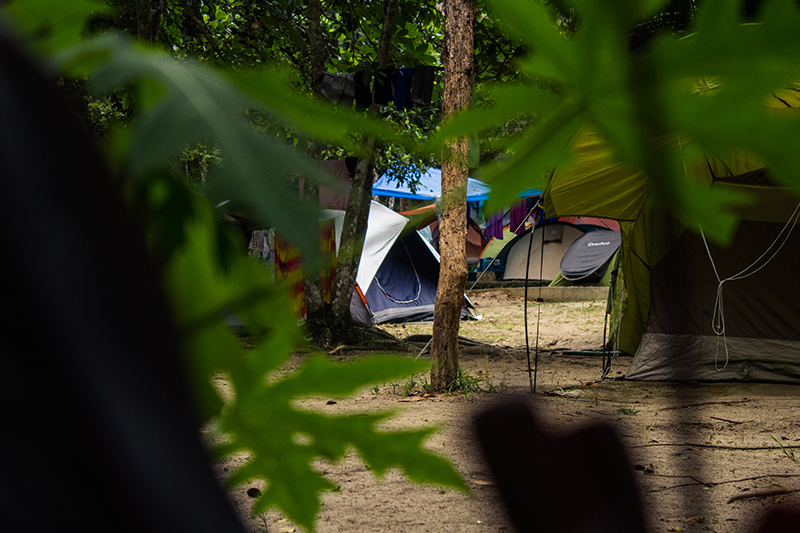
[501,223,586,281]
[322,201,408,294]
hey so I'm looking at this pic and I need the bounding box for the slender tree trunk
[431,0,473,392]
[136,0,165,44]
[328,0,399,337]
[303,0,326,338]
[330,147,375,322]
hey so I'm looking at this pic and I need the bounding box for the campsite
[9,2,800,532]
[221,290,800,533]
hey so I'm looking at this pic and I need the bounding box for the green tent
[543,89,800,382]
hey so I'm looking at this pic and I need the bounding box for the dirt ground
[224,290,800,532]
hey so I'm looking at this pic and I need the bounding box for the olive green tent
[543,89,800,382]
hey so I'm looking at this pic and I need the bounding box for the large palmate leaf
[218,354,467,530]
[464,0,800,241]
[1,0,109,54]
[3,3,468,530]
[161,186,467,531]
[49,35,414,263]
[51,34,327,261]
[652,0,800,189]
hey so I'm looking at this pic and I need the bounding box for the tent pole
[601,299,610,378]
[523,224,535,394]
[522,202,543,394]
[466,206,537,296]
[533,210,545,394]
[414,337,433,360]
[601,252,621,380]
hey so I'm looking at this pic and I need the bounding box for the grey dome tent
[558,229,621,285]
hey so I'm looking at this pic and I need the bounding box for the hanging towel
[411,65,435,107]
[394,67,415,109]
[319,219,337,305]
[354,71,372,110]
[510,200,529,234]
[373,68,395,105]
[486,211,504,240]
[318,72,356,107]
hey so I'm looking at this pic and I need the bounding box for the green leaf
[484,0,576,81]
[215,352,466,531]
[227,68,412,155]
[429,82,564,150]
[482,94,585,212]
[1,0,109,56]
[148,181,466,531]
[56,34,325,261]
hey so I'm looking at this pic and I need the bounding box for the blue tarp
[372,168,491,202]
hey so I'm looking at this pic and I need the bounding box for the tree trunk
[327,0,399,340]
[136,0,165,44]
[431,0,473,392]
[303,0,327,343]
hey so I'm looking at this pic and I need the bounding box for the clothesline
[318,65,438,110]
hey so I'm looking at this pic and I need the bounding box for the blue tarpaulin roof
[372,168,492,202]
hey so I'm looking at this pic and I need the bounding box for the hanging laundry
[485,211,504,240]
[319,218,337,305]
[274,234,305,318]
[373,68,395,105]
[394,67,415,109]
[509,199,530,234]
[354,70,372,110]
[411,65,435,107]
[317,72,356,107]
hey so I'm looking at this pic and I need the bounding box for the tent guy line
[700,201,800,373]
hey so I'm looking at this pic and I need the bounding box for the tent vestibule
[543,116,800,383]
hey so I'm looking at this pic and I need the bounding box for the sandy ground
[222,290,800,532]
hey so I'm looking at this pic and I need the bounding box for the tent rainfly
[372,167,491,202]
[557,229,621,286]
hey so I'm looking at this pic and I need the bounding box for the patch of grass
[769,435,797,462]
[386,373,432,397]
[617,406,640,416]
[445,367,495,395]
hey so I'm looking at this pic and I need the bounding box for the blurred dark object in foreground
[0,24,245,532]
[475,399,646,532]
[475,399,800,532]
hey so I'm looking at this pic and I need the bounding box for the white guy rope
[700,202,800,370]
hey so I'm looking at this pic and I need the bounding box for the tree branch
[727,488,800,504]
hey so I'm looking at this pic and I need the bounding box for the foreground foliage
[3,0,466,530]
[446,0,800,243]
